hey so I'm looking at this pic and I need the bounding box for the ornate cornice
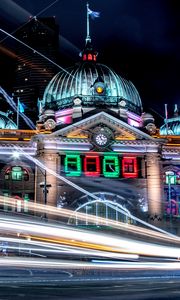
[48,112,158,141]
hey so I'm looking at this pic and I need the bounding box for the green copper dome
[42,61,142,114]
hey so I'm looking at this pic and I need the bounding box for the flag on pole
[164,104,168,120]
[87,7,100,19]
[18,100,26,113]
[164,103,169,135]
[174,104,178,116]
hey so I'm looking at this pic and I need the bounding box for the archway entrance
[69,192,136,226]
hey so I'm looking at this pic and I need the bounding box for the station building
[0,36,179,225]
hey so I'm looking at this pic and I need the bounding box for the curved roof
[42,61,142,114]
[0,111,17,129]
[160,117,180,135]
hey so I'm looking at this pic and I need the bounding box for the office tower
[13,17,59,126]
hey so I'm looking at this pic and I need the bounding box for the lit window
[122,157,138,178]
[84,156,100,177]
[103,156,120,178]
[165,171,176,185]
[12,166,23,181]
[64,155,81,176]
[88,54,92,60]
[5,166,29,181]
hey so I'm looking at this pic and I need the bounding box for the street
[0,271,180,299]
[0,267,180,299]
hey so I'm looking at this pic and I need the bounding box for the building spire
[86,3,91,43]
[79,3,99,62]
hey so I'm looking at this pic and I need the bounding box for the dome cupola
[39,3,143,130]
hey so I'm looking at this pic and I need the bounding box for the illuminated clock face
[96,86,104,94]
[95,133,108,146]
[45,119,56,130]
[91,126,114,149]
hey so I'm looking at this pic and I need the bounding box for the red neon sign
[84,155,100,177]
[122,157,138,178]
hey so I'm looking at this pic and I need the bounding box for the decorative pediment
[50,112,156,141]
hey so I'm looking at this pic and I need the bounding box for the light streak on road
[11,146,179,240]
[0,236,139,260]
[0,214,180,259]
[1,257,180,271]
[0,195,179,245]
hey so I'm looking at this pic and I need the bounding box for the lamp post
[39,169,51,219]
[44,169,47,206]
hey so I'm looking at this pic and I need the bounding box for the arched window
[5,166,29,181]
[68,199,135,225]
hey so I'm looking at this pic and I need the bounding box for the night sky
[1,0,180,123]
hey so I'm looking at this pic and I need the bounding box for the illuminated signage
[122,157,138,178]
[63,154,138,178]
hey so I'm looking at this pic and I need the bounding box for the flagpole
[174,104,178,117]
[164,103,168,135]
[86,2,91,43]
[17,97,19,129]
[37,98,42,116]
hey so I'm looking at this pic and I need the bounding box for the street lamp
[39,169,51,218]
[12,151,20,159]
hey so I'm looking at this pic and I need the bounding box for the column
[146,153,163,222]
[36,150,61,208]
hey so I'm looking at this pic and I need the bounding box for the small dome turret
[0,111,17,129]
[141,112,156,135]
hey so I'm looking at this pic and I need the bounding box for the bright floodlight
[12,151,20,159]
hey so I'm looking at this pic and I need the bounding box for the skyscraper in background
[13,17,59,125]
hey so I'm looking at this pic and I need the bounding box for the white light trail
[12,146,179,239]
[0,235,139,260]
[1,196,180,244]
[1,257,180,271]
[0,86,35,129]
[0,215,180,259]
[0,28,73,76]
[0,0,59,44]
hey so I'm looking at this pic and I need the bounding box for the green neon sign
[103,156,120,178]
[65,154,81,176]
